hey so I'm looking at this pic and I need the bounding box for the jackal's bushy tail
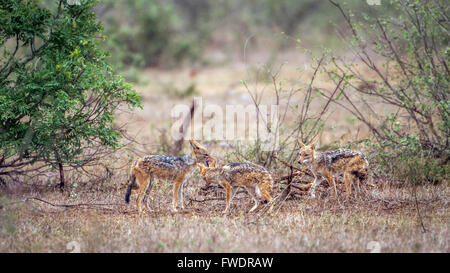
[124,181,134,204]
[125,161,139,204]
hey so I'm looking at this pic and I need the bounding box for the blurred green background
[96,0,395,79]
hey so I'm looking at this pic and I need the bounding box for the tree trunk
[58,162,65,192]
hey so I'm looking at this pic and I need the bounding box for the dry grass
[0,61,448,253]
[0,177,448,253]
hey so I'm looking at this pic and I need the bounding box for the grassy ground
[0,61,448,253]
[0,181,448,252]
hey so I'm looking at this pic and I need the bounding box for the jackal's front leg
[172,175,185,212]
[246,185,259,213]
[222,183,232,214]
[177,180,186,210]
[323,171,338,198]
[136,191,145,216]
[310,172,320,198]
[249,198,259,213]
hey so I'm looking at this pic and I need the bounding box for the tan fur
[297,140,369,201]
[197,159,273,213]
[125,139,210,215]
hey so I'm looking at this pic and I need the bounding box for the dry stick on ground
[187,195,248,204]
[187,197,225,203]
[187,188,251,211]
[21,197,124,209]
[0,197,126,214]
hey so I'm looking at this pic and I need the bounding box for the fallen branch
[187,197,224,203]
[22,197,124,208]
[187,195,249,203]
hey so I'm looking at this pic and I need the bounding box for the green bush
[0,0,141,184]
[325,0,449,184]
[97,1,397,71]
[101,0,200,69]
[369,134,449,185]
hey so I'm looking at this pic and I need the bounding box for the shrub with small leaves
[0,0,142,182]
[326,0,449,184]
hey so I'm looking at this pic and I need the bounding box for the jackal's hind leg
[143,174,154,212]
[222,183,232,214]
[178,180,186,210]
[343,171,353,202]
[137,184,148,216]
[133,168,149,216]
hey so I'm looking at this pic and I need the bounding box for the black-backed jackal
[124,140,210,214]
[297,140,369,201]
[197,157,273,213]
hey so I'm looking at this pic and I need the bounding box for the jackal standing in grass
[197,157,274,213]
[297,139,369,201]
[124,140,210,214]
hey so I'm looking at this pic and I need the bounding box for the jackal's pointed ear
[190,139,208,152]
[298,140,305,148]
[189,139,200,149]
